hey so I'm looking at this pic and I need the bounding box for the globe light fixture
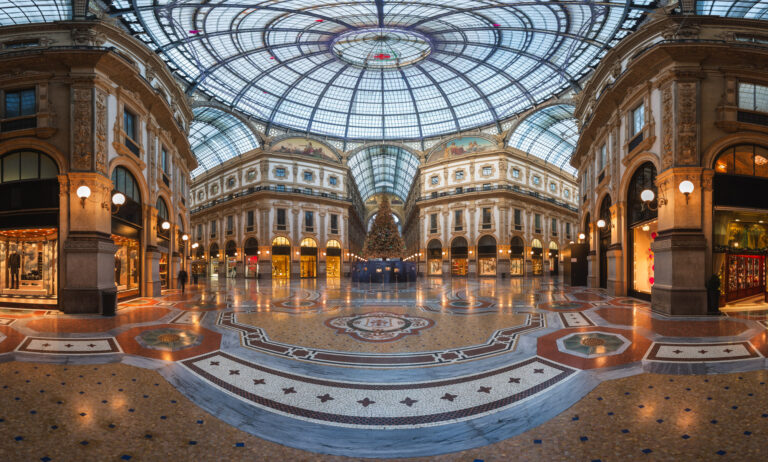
[578,233,586,241]
[597,219,606,228]
[112,192,126,206]
[640,189,655,203]
[76,185,91,208]
[191,243,199,249]
[679,180,694,203]
[182,234,189,241]
[161,221,171,230]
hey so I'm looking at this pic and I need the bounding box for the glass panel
[4,92,20,118]
[739,83,755,110]
[19,151,38,180]
[734,145,754,176]
[39,154,57,178]
[632,221,658,295]
[507,104,578,174]
[2,152,20,182]
[272,255,290,279]
[756,146,768,178]
[714,149,734,174]
[1,228,58,299]
[20,89,35,115]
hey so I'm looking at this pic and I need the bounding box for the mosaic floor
[1,277,768,459]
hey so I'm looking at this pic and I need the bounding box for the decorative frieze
[72,87,93,171]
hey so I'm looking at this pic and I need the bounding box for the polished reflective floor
[1,276,768,459]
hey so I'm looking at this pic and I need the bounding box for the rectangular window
[482,166,492,176]
[535,214,542,233]
[197,224,202,240]
[275,167,286,177]
[514,209,522,230]
[276,208,286,230]
[566,222,572,239]
[455,170,464,180]
[4,88,35,118]
[631,103,644,136]
[551,218,558,236]
[303,171,313,181]
[330,214,339,234]
[305,211,314,232]
[210,220,217,237]
[454,210,463,231]
[598,144,607,171]
[739,82,768,113]
[482,183,491,190]
[276,184,285,192]
[429,213,438,233]
[124,109,137,140]
[161,148,169,174]
[246,210,254,231]
[482,208,492,229]
[226,215,234,235]
[512,168,520,179]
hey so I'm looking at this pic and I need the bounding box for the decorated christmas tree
[363,196,405,259]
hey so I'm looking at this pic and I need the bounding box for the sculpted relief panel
[72,87,93,171]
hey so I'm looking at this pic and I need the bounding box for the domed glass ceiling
[109,0,655,141]
[696,1,768,18]
[507,104,579,175]
[348,145,421,200]
[189,106,260,178]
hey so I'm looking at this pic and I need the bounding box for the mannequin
[115,254,122,286]
[8,252,20,289]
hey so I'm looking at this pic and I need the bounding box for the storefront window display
[300,238,317,278]
[451,237,468,276]
[631,221,657,295]
[713,210,768,303]
[159,253,169,289]
[0,228,57,299]
[477,235,497,276]
[272,237,291,279]
[209,243,220,279]
[427,240,442,276]
[510,237,525,276]
[244,238,259,278]
[326,240,341,278]
[531,239,543,276]
[113,234,140,297]
[225,241,238,278]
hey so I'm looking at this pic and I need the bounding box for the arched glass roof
[507,104,579,175]
[189,106,260,178]
[696,1,768,18]
[108,0,655,141]
[0,0,70,25]
[348,146,420,201]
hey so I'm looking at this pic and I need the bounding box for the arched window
[209,243,220,258]
[156,198,169,222]
[477,235,497,256]
[326,240,341,248]
[225,240,237,257]
[272,236,290,247]
[627,162,657,227]
[714,144,768,177]
[111,167,141,204]
[1,150,58,183]
[244,237,259,255]
[599,196,612,238]
[300,238,317,248]
[510,236,525,256]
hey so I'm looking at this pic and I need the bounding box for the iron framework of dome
[508,104,579,175]
[107,0,656,141]
[347,145,421,201]
[189,106,260,177]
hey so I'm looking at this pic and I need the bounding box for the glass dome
[189,106,260,177]
[109,0,655,141]
[507,104,579,175]
[348,145,420,201]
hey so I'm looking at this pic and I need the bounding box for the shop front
[712,144,768,305]
[300,238,318,278]
[477,235,497,276]
[192,245,206,279]
[627,162,658,300]
[548,242,559,275]
[244,237,259,278]
[271,236,291,279]
[510,236,524,276]
[427,239,442,276]
[209,243,220,279]
[531,239,543,276]
[450,236,468,276]
[325,240,341,278]
[598,196,611,289]
[0,150,60,304]
[111,166,143,299]
[156,198,171,289]
[225,240,238,278]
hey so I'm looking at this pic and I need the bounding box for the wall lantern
[76,185,91,208]
[641,187,667,211]
[182,234,189,241]
[161,221,171,230]
[111,192,126,212]
[191,243,199,249]
[596,219,606,229]
[678,180,694,204]
[578,233,586,240]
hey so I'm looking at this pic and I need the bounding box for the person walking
[177,268,188,294]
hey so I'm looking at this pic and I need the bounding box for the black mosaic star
[440,393,457,402]
[358,397,375,407]
[64,344,73,348]
[400,397,418,407]
[672,350,683,354]
[282,387,297,394]
[477,386,492,394]
[87,344,96,348]
[723,348,733,353]
[533,368,544,374]
[252,379,265,385]
[698,350,708,354]
[316,393,334,403]
[209,361,220,366]
[508,377,521,384]
[229,370,240,375]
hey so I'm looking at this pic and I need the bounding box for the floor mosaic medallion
[325,311,434,342]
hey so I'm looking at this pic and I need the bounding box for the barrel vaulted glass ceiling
[348,146,421,201]
[107,0,656,142]
[0,0,70,25]
[696,1,768,18]
[189,107,260,178]
[508,104,579,175]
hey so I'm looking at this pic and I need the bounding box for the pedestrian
[192,271,199,285]
[177,268,188,293]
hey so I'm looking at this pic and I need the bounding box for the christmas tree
[363,196,405,259]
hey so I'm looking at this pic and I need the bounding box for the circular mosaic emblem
[325,312,434,342]
[136,328,202,351]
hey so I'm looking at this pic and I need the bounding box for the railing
[0,115,36,132]
[628,132,644,152]
[125,138,140,157]
[191,185,352,213]
[738,110,768,127]
[417,184,578,212]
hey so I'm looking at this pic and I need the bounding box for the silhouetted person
[177,269,188,294]
[8,252,20,289]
